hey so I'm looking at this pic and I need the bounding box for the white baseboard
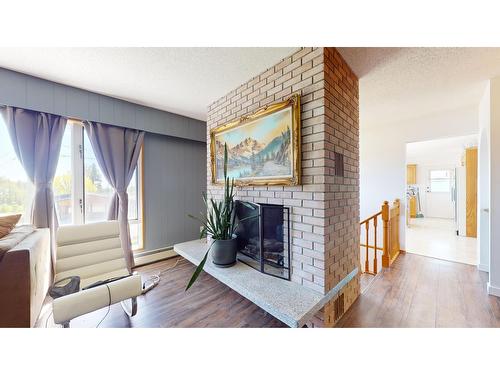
[478,263,489,272]
[487,282,500,297]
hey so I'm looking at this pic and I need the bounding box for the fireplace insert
[234,200,291,280]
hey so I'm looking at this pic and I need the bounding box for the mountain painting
[213,106,295,184]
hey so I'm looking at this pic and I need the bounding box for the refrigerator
[455,165,467,236]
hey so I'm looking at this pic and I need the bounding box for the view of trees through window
[1,118,142,250]
[54,122,142,249]
[83,130,115,223]
[0,117,33,223]
[0,178,30,216]
[53,126,73,225]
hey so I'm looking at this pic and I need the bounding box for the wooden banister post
[382,201,390,268]
[365,221,369,273]
[393,199,401,254]
[373,215,378,274]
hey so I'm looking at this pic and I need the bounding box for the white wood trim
[478,263,489,272]
[70,123,84,225]
[487,282,500,297]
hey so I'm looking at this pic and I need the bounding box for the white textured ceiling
[0,48,298,121]
[338,47,500,126]
[406,134,478,165]
[2,48,499,125]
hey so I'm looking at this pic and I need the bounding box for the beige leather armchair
[52,221,142,327]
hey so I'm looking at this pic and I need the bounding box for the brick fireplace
[206,47,360,326]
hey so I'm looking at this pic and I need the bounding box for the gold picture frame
[210,94,301,186]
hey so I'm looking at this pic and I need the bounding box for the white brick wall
[207,48,329,294]
[207,48,360,325]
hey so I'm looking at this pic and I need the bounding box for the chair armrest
[52,273,142,324]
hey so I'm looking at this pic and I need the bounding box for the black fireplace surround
[234,200,291,280]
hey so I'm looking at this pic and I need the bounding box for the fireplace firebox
[234,200,291,280]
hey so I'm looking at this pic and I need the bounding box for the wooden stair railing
[382,199,401,268]
[360,211,381,275]
[360,199,401,275]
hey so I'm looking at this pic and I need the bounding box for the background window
[53,126,73,225]
[0,118,144,250]
[128,169,138,220]
[53,121,144,250]
[128,168,143,249]
[83,131,115,223]
[0,117,33,223]
[429,169,452,193]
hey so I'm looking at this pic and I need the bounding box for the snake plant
[186,144,237,290]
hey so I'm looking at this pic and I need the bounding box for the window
[53,128,73,225]
[83,131,115,223]
[0,117,34,223]
[429,169,452,193]
[53,121,144,250]
[127,168,143,249]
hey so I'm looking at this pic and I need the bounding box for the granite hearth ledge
[174,239,358,328]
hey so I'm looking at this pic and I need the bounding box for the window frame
[128,151,145,251]
[57,120,144,251]
[428,168,452,193]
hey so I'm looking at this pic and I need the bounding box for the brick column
[206,48,360,326]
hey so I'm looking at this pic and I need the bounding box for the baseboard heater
[133,247,177,267]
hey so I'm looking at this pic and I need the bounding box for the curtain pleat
[83,121,145,271]
[0,106,66,273]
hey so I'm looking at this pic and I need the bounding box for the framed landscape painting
[211,94,301,186]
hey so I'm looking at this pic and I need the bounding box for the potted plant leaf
[186,144,243,291]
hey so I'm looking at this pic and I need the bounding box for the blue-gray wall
[144,133,206,250]
[0,67,205,142]
[0,66,207,251]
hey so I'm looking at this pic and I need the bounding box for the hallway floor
[406,217,477,265]
[338,252,500,327]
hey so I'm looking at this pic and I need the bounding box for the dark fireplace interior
[234,200,290,280]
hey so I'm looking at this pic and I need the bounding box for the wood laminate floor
[38,257,286,328]
[338,252,500,327]
[38,252,499,328]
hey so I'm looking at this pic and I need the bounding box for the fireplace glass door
[235,201,291,280]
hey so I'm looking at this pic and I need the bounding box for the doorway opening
[405,135,478,265]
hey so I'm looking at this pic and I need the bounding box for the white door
[425,169,455,219]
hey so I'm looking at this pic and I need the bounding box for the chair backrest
[56,221,129,288]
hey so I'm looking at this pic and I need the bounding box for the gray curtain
[0,106,66,269]
[83,121,144,270]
